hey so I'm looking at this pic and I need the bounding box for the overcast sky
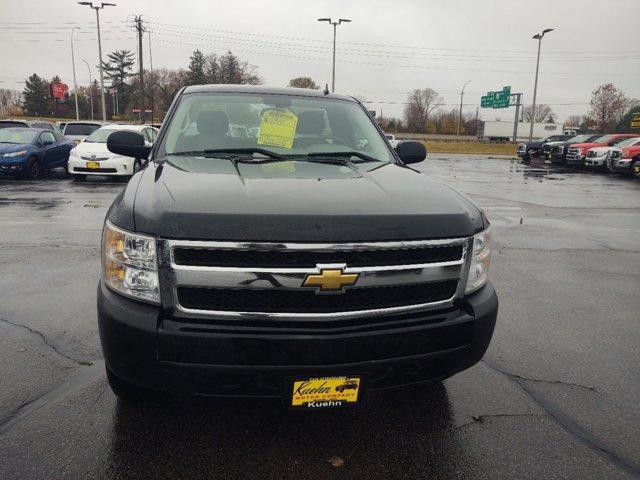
[1,0,639,122]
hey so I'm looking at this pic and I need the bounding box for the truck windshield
[592,135,614,143]
[64,123,101,136]
[615,137,640,148]
[567,134,593,143]
[159,92,394,163]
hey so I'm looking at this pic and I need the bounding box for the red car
[609,143,640,177]
[565,134,639,167]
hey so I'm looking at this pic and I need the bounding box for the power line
[150,37,640,76]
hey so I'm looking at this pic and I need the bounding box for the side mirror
[107,130,151,159]
[395,140,427,164]
[43,139,54,146]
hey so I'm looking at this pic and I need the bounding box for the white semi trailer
[479,120,572,142]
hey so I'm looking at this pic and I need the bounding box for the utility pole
[456,80,471,141]
[512,93,522,141]
[134,15,146,124]
[78,2,116,123]
[148,29,154,124]
[70,26,80,120]
[475,106,479,139]
[317,18,351,92]
[82,60,94,120]
[529,28,553,142]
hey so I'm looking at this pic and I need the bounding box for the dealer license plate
[291,376,361,409]
[86,161,100,169]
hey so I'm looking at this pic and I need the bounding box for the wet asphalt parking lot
[0,155,639,479]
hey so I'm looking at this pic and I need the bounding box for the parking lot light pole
[456,80,471,141]
[70,26,81,120]
[78,2,116,122]
[82,59,94,120]
[529,28,553,142]
[317,18,351,92]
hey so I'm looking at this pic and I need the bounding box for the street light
[317,17,351,92]
[456,80,471,141]
[82,59,94,120]
[78,1,116,122]
[528,28,553,142]
[70,26,81,120]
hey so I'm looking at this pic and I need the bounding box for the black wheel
[132,159,142,174]
[632,159,640,179]
[522,153,531,165]
[72,174,87,182]
[26,156,42,179]
[106,367,149,402]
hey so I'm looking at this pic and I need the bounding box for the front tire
[26,156,42,179]
[72,174,87,182]
[106,367,149,402]
[632,159,640,179]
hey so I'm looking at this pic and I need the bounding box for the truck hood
[120,157,486,242]
[570,142,606,150]
[621,146,640,158]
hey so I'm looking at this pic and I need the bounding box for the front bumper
[0,159,27,175]
[68,156,134,176]
[98,280,498,398]
[584,157,607,168]
[566,155,585,166]
[609,159,633,173]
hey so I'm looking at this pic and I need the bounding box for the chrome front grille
[158,238,472,320]
[566,148,581,160]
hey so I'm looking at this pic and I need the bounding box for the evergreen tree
[101,50,135,114]
[187,50,207,85]
[22,73,49,116]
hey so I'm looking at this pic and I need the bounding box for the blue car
[0,127,75,178]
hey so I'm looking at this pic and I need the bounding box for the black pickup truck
[98,85,498,409]
[516,134,575,164]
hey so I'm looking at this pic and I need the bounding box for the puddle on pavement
[0,197,71,210]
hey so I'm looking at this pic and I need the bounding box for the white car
[67,124,158,180]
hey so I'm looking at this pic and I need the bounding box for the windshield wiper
[305,151,380,163]
[168,148,285,161]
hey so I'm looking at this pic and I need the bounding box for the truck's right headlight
[101,221,160,304]
[465,227,492,294]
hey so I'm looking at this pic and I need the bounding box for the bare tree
[564,115,585,128]
[0,88,22,116]
[403,88,442,133]
[588,83,629,133]
[522,104,556,123]
[288,77,320,89]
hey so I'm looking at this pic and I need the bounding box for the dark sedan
[0,128,75,178]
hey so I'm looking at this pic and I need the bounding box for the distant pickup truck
[607,140,640,176]
[516,134,575,164]
[566,134,640,167]
[543,134,602,164]
[384,133,399,147]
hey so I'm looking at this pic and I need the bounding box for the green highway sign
[481,95,493,108]
[632,113,640,128]
[480,86,512,109]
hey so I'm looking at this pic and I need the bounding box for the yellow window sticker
[257,109,298,149]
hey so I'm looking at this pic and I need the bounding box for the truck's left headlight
[101,221,160,304]
[465,227,491,294]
